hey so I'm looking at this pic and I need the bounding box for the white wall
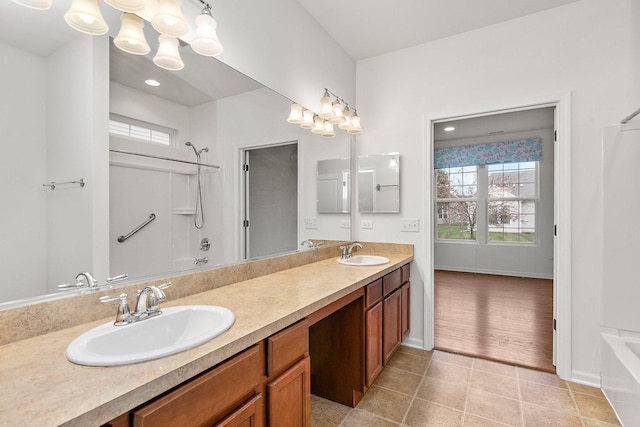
[355,0,639,382]
[0,43,47,302]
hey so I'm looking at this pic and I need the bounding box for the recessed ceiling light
[444,126,455,132]
[145,79,160,87]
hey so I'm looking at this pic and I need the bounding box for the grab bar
[117,214,156,243]
[375,184,399,191]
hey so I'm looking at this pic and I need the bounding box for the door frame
[423,92,572,380]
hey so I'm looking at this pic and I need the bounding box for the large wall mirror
[0,1,352,307]
[358,154,400,213]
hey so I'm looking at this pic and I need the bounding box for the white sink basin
[337,255,390,266]
[66,305,235,366]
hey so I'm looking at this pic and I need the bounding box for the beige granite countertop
[0,250,412,426]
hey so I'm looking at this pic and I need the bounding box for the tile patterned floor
[310,346,621,427]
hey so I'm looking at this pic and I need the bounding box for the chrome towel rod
[43,178,85,190]
[109,149,220,169]
[376,183,399,191]
[621,107,640,124]
[117,213,156,243]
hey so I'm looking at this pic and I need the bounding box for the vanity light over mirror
[358,154,400,213]
[0,0,353,308]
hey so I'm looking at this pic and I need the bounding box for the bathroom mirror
[358,154,401,213]
[0,1,351,307]
[317,158,351,213]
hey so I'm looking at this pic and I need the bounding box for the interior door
[243,143,298,259]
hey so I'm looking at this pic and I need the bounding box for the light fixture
[64,0,109,35]
[319,89,335,119]
[321,121,336,138]
[145,79,161,87]
[10,0,51,10]
[191,3,223,57]
[287,104,304,124]
[153,35,184,71]
[348,111,362,134]
[311,116,325,134]
[114,13,150,55]
[444,126,455,132]
[300,109,314,129]
[338,106,352,130]
[104,0,144,13]
[329,99,345,125]
[152,0,188,37]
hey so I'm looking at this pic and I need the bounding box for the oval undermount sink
[337,255,390,266]
[66,305,235,366]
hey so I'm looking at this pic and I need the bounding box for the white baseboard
[401,336,426,350]
[434,266,553,280]
[571,369,601,388]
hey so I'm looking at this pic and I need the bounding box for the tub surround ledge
[0,242,412,426]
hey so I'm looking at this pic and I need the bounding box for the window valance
[434,137,542,169]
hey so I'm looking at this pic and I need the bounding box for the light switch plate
[340,220,351,229]
[401,218,420,232]
[361,220,373,229]
[305,218,318,229]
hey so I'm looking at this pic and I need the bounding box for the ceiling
[295,0,581,60]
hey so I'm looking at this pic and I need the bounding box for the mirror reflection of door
[243,143,298,259]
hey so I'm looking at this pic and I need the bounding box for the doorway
[242,142,298,259]
[425,95,572,379]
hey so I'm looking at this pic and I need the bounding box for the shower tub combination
[601,332,640,426]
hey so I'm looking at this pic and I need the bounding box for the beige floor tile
[573,393,621,425]
[473,358,517,378]
[398,345,433,359]
[342,409,400,426]
[415,376,468,411]
[310,395,351,426]
[469,370,519,400]
[465,388,522,426]
[521,401,583,427]
[516,366,567,389]
[356,386,412,423]
[519,380,577,412]
[433,350,474,367]
[404,399,464,427]
[463,414,512,426]
[374,366,423,396]
[426,360,471,385]
[387,351,431,375]
[568,381,605,397]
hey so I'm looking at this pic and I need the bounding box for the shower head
[185,141,198,157]
[199,147,209,155]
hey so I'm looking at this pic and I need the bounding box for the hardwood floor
[434,270,555,372]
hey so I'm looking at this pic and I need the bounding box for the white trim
[423,93,572,379]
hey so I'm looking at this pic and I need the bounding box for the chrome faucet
[340,242,363,259]
[75,271,98,288]
[100,282,171,325]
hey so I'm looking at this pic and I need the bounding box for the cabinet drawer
[133,344,263,427]
[365,279,383,309]
[267,319,309,377]
[383,268,402,296]
[401,264,410,284]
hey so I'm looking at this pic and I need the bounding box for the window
[436,166,478,240]
[109,114,175,146]
[487,162,537,243]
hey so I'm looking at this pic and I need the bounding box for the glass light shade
[191,13,223,57]
[104,0,144,13]
[319,95,335,119]
[10,0,51,10]
[321,121,336,138]
[153,35,184,71]
[64,0,109,35]
[114,13,150,55]
[329,100,345,125]
[287,104,304,124]
[299,109,314,129]
[152,0,188,37]
[348,112,362,134]
[311,116,325,134]
[338,108,352,130]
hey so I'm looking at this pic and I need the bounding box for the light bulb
[64,0,109,35]
[153,35,184,71]
[152,0,188,37]
[191,11,223,57]
[114,13,150,55]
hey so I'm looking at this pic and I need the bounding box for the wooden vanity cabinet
[401,264,411,340]
[364,279,383,387]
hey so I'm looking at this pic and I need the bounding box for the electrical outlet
[340,220,351,229]
[401,218,420,232]
[305,218,318,229]
[361,220,373,229]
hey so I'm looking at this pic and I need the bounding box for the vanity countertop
[0,251,412,426]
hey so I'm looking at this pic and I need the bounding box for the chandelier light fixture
[287,88,362,138]
[13,0,224,72]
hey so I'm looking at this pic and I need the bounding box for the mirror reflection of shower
[185,141,209,229]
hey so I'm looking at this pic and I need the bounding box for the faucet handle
[100,293,132,326]
[106,274,128,285]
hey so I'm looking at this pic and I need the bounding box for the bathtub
[601,332,640,426]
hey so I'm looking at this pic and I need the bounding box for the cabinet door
[215,394,264,427]
[365,301,383,387]
[383,289,402,365]
[401,282,410,339]
[267,357,311,427]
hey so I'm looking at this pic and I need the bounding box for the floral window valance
[434,137,542,169]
